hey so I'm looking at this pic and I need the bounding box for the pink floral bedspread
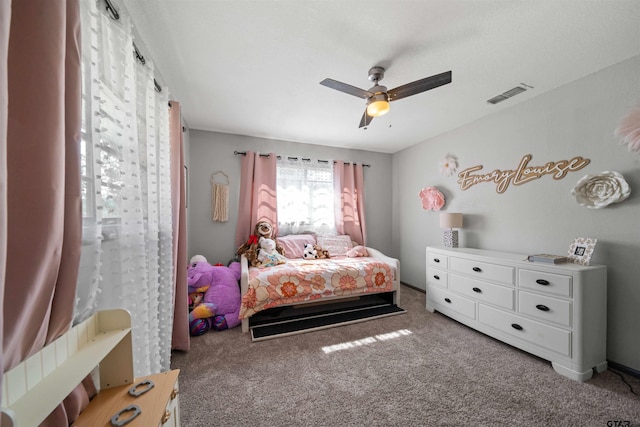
[239,257,395,319]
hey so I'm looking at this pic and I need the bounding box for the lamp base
[443,230,459,248]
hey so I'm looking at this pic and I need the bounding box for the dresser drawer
[428,286,476,320]
[427,252,448,268]
[426,246,606,382]
[519,269,572,297]
[427,267,448,288]
[518,290,572,327]
[479,305,571,356]
[450,257,514,285]
[450,274,514,310]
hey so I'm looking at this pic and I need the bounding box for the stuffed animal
[187,258,242,335]
[235,234,260,267]
[302,243,318,259]
[314,245,331,259]
[236,221,285,266]
[346,245,369,257]
[190,254,207,264]
[187,255,210,314]
[257,237,287,267]
[188,291,205,311]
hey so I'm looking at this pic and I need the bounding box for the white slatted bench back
[1,309,133,427]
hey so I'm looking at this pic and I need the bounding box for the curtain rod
[105,1,162,93]
[104,0,119,20]
[233,151,370,167]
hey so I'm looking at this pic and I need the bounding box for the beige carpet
[171,285,640,427]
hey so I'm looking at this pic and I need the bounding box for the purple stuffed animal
[187,258,241,335]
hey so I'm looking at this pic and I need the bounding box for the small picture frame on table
[567,237,597,265]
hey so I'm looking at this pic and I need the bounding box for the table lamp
[440,213,463,248]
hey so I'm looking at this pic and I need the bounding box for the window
[80,26,129,228]
[276,158,336,235]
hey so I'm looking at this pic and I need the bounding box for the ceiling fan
[320,67,452,128]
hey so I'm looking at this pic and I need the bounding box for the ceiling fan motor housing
[368,84,388,95]
[368,66,385,83]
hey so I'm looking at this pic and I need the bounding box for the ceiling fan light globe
[367,100,390,117]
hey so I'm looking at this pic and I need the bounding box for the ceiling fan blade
[359,110,373,128]
[320,78,373,99]
[388,71,452,102]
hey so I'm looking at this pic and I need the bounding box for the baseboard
[400,281,425,293]
[608,361,640,379]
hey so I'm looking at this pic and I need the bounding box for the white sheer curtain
[276,157,336,236]
[74,0,174,377]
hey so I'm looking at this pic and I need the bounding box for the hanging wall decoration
[211,171,230,222]
[419,187,445,211]
[439,155,458,177]
[570,171,631,209]
[457,154,591,194]
[614,104,640,153]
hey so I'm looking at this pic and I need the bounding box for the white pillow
[316,235,353,256]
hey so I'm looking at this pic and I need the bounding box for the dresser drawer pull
[161,410,171,424]
[171,388,178,400]
[536,304,550,312]
[472,287,482,293]
[472,267,482,272]
[444,297,452,303]
[434,258,440,263]
[511,323,523,331]
[433,275,440,280]
[536,279,550,286]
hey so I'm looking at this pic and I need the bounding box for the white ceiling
[122,0,640,154]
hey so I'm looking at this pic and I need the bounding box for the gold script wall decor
[457,154,591,194]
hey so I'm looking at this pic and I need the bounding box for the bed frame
[240,247,401,335]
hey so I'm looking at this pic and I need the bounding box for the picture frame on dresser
[567,237,597,265]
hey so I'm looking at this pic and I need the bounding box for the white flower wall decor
[439,155,458,177]
[571,171,631,209]
[614,104,640,153]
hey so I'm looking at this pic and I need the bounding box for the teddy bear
[314,244,331,259]
[236,221,285,267]
[256,237,287,267]
[187,256,242,335]
[302,243,318,259]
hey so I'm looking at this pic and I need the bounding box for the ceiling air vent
[486,84,532,105]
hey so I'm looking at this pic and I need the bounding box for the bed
[239,235,403,340]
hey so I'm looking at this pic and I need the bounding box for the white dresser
[426,246,607,381]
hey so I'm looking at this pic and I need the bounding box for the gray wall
[186,133,393,264]
[392,55,640,371]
